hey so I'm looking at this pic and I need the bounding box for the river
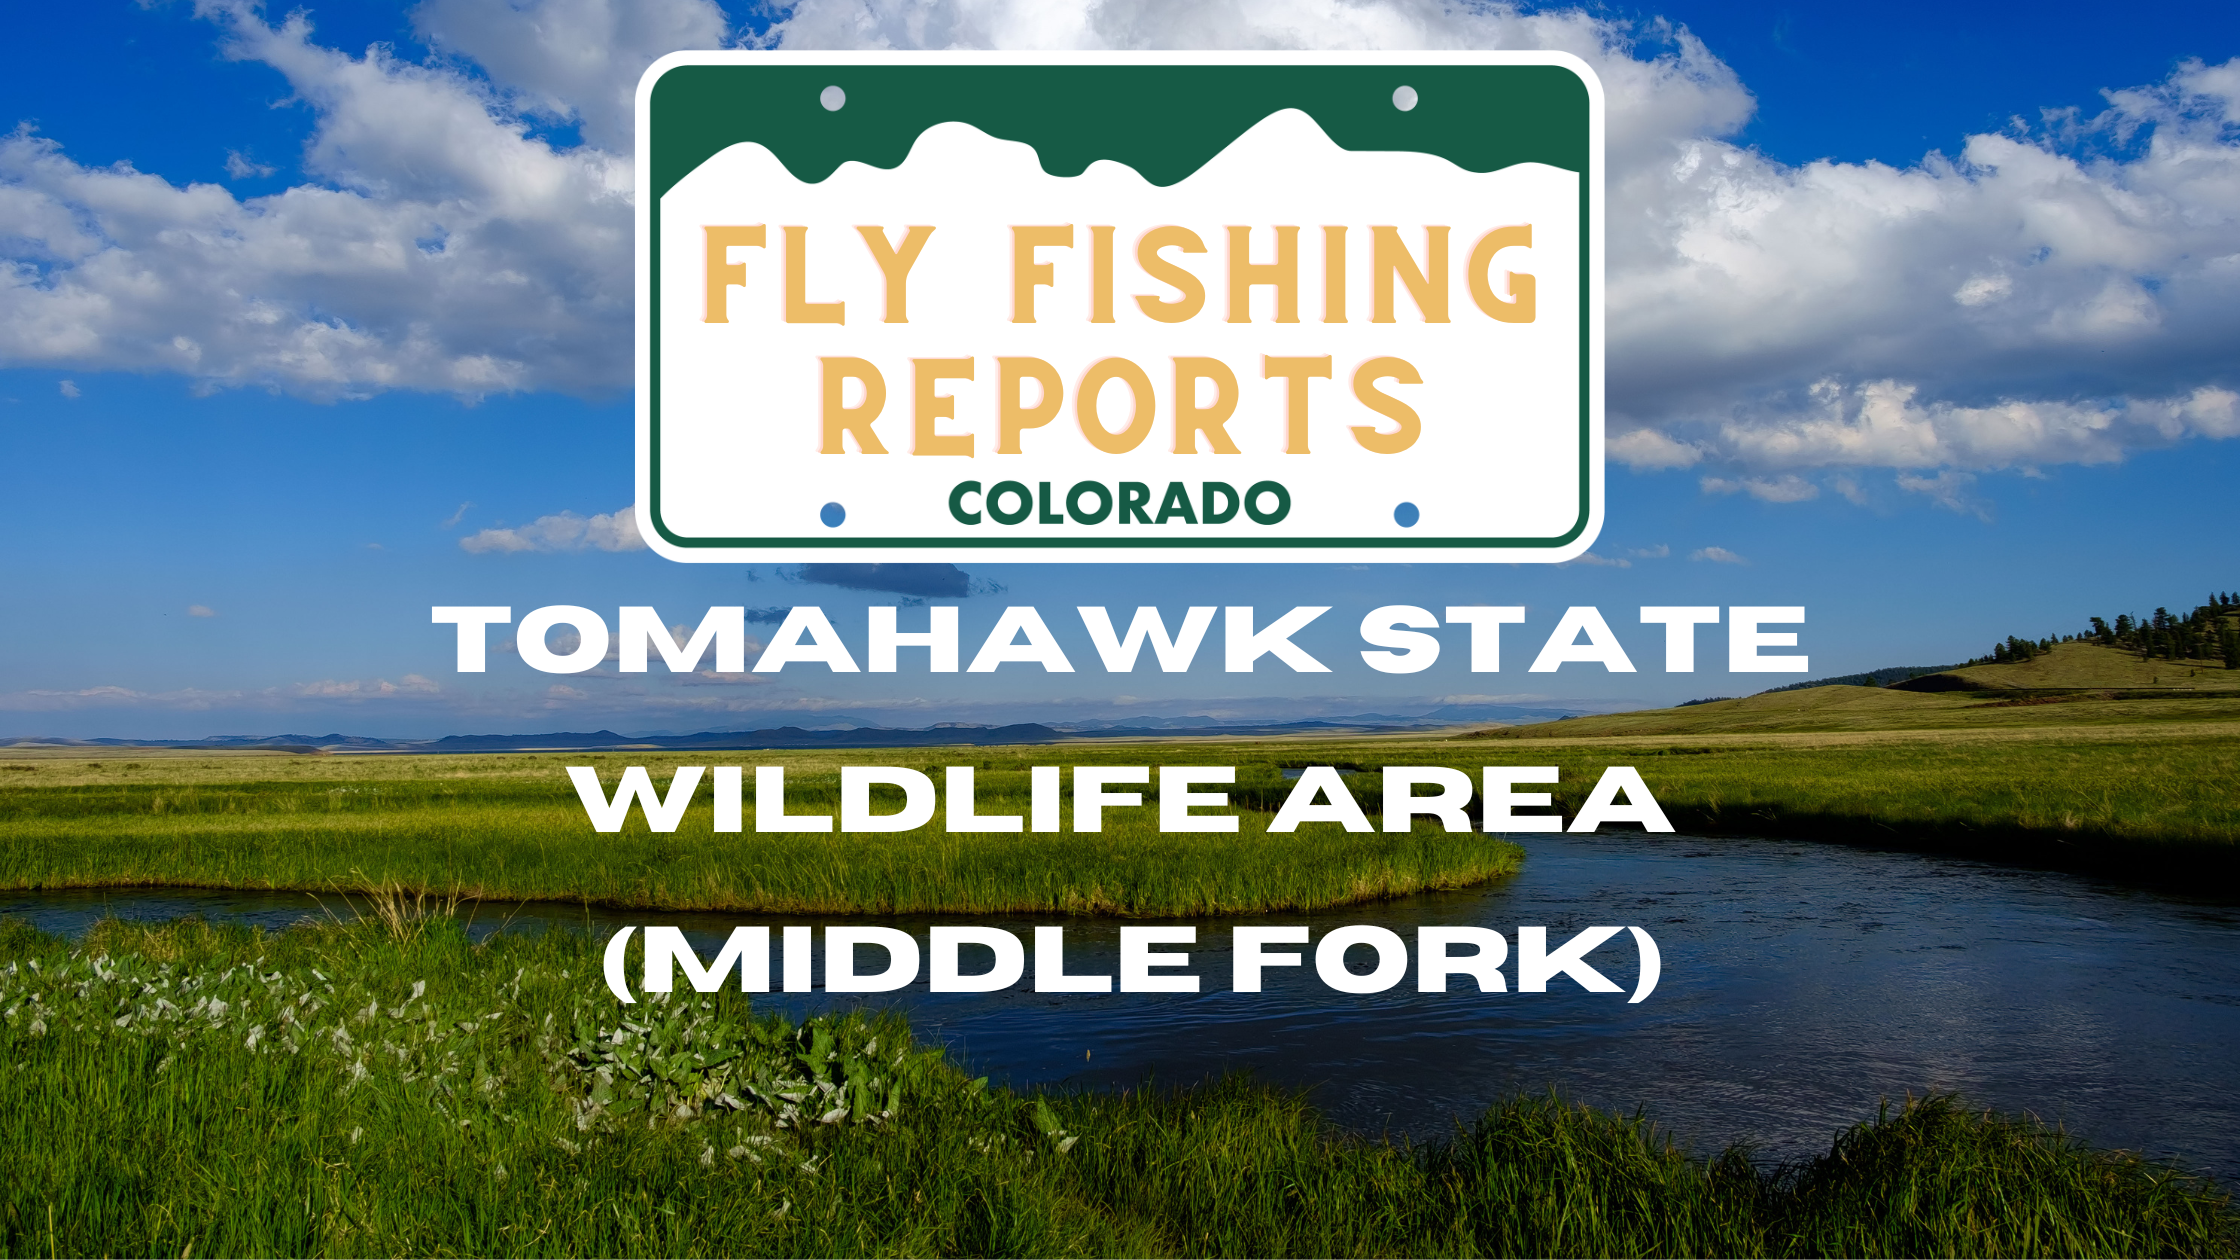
[6,830,2236,1181]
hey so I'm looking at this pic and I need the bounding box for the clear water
[6,831,2237,1181]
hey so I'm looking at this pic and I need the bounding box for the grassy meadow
[5,675,2240,912]
[3,912,2231,1258]
[1462,679,2240,876]
[1897,639,2240,692]
[0,747,1524,916]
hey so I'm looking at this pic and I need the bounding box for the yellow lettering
[912,358,975,456]
[1322,226,1347,323]
[1371,226,1449,323]
[1077,358,1155,454]
[785,226,844,324]
[857,225,935,323]
[1262,355,1332,454]
[1173,357,1241,454]
[1350,357,1422,454]
[1134,226,1206,323]
[997,357,1063,454]
[1090,225,1115,324]
[703,225,765,323]
[820,357,887,453]
[1468,225,1536,323]
[1226,225,1299,323]
[1012,225,1073,323]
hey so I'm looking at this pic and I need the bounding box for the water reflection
[5,831,2236,1181]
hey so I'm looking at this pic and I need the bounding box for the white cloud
[57,379,78,398]
[186,604,217,617]
[411,0,730,154]
[0,0,2235,489]
[1689,545,1746,563]
[1608,427,1702,469]
[0,0,693,398]
[2,674,437,710]
[223,150,274,179]
[1568,550,1631,567]
[1,685,245,712]
[460,504,646,553]
[1700,473,1817,501]
[291,674,442,698]
[1894,469,1989,519]
[1628,543,1670,558]
[766,1,2240,480]
[1606,56,2240,476]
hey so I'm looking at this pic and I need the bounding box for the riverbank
[4,913,2231,1258]
[1460,693,2240,881]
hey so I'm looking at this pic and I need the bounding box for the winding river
[7,830,2237,1182]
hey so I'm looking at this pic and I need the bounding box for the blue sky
[3,0,2238,739]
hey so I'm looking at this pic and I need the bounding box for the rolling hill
[1471,640,2240,740]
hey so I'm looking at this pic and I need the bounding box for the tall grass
[4,723,2237,911]
[1464,732,2240,874]
[3,915,2232,1257]
[0,752,1521,916]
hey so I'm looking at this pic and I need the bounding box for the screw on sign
[635,52,1605,564]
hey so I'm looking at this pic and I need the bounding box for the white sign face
[636,52,1603,563]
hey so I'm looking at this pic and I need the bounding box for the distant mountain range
[2,703,1584,754]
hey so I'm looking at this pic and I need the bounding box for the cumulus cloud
[767,0,2240,481]
[460,504,646,553]
[1567,551,1630,567]
[186,604,217,617]
[1603,54,2240,476]
[2,0,2237,490]
[0,0,710,398]
[57,379,79,398]
[1689,545,1747,563]
[411,0,729,154]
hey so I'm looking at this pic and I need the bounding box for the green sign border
[645,61,1596,551]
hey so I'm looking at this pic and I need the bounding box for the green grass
[1462,726,2240,874]
[3,914,2231,1257]
[1477,682,2240,739]
[1908,639,2240,692]
[6,712,2240,906]
[0,749,1522,917]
